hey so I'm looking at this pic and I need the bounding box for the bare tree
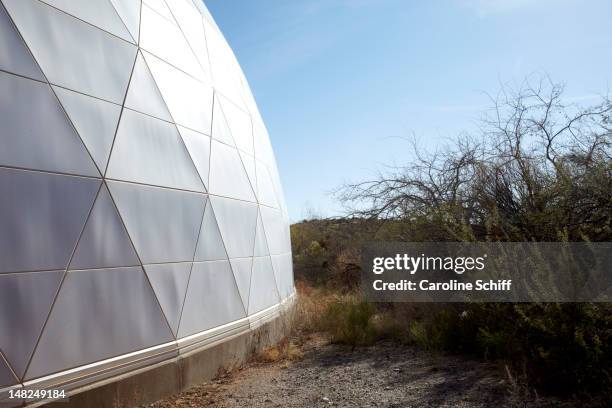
[336,75,611,241]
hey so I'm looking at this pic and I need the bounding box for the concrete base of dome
[22,295,296,408]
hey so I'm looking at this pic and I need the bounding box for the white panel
[194,199,227,262]
[108,181,205,263]
[70,185,140,270]
[107,109,204,191]
[164,0,210,75]
[260,206,291,255]
[0,72,99,176]
[269,163,290,218]
[253,211,270,257]
[53,86,122,171]
[208,141,255,202]
[178,261,245,337]
[140,5,205,81]
[40,0,134,43]
[253,122,276,168]
[143,51,213,134]
[0,354,17,387]
[177,126,211,190]
[0,3,44,81]
[143,0,174,21]
[144,263,191,336]
[0,270,63,378]
[191,0,215,28]
[109,0,141,43]
[3,0,137,103]
[219,96,253,154]
[0,168,100,273]
[125,52,173,121]
[248,256,280,315]
[240,151,257,196]
[209,196,258,259]
[211,93,235,146]
[271,253,295,300]
[256,161,279,208]
[25,267,174,380]
[229,258,252,311]
[239,69,264,129]
[203,19,247,110]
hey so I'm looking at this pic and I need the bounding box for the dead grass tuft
[255,338,304,364]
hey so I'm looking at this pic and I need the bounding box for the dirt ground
[146,336,567,408]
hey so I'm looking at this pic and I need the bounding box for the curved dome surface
[0,0,293,390]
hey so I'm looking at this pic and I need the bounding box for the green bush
[320,299,376,347]
[402,303,612,396]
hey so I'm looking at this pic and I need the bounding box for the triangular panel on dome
[209,196,258,259]
[208,140,256,202]
[218,95,254,154]
[0,168,100,273]
[256,161,279,208]
[140,4,206,81]
[177,125,211,190]
[53,86,122,172]
[267,163,290,219]
[143,51,213,135]
[0,353,17,387]
[109,0,142,43]
[253,210,270,257]
[3,0,137,103]
[248,256,281,315]
[40,0,134,43]
[164,0,210,78]
[108,181,205,264]
[271,253,295,301]
[258,159,289,220]
[239,151,257,197]
[252,122,276,167]
[229,258,252,311]
[191,0,216,30]
[125,51,173,122]
[0,72,100,177]
[211,93,236,146]
[0,270,63,379]
[178,260,246,337]
[144,263,192,336]
[70,184,140,270]
[25,267,175,380]
[260,206,292,255]
[0,3,44,81]
[194,198,227,262]
[203,19,248,111]
[238,69,264,127]
[143,0,175,22]
[106,109,205,192]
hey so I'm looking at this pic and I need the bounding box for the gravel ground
[147,337,566,408]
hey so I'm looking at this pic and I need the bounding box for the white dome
[0,0,293,392]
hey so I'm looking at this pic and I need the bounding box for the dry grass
[252,282,339,366]
[255,338,304,365]
[291,280,343,335]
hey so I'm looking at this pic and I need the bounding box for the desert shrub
[400,303,612,396]
[320,298,377,346]
[291,281,339,334]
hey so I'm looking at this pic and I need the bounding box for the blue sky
[205,0,612,221]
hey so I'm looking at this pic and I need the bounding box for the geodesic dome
[0,0,294,393]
